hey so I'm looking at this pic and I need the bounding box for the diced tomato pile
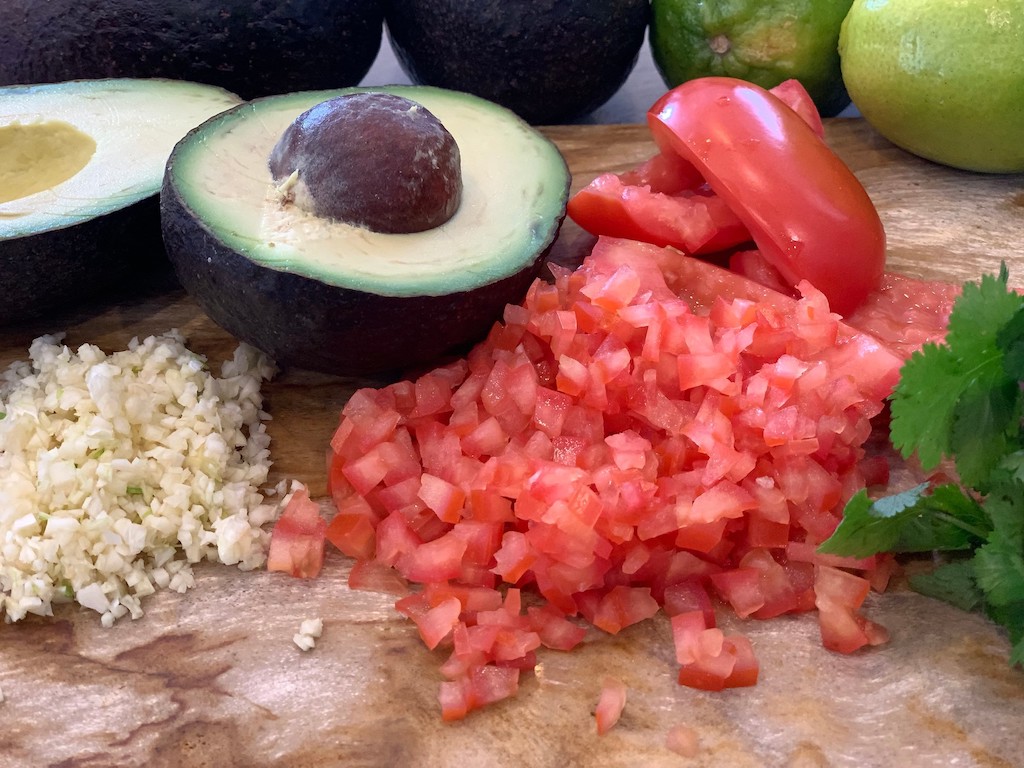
[268,77,961,725]
[316,236,910,720]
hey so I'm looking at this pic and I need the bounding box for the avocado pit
[269,92,462,234]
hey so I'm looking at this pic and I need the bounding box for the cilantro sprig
[820,266,1024,666]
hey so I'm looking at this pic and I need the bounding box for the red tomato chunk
[326,237,904,719]
[267,486,327,579]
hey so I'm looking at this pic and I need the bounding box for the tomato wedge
[648,77,885,315]
[566,174,750,255]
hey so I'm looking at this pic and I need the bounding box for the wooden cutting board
[2,121,1023,768]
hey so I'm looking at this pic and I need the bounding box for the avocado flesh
[0,79,241,325]
[0,121,96,204]
[162,85,571,375]
[0,79,240,239]
[169,86,569,297]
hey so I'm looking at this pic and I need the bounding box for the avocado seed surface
[269,92,462,233]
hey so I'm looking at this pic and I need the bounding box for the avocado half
[0,79,241,326]
[0,0,384,100]
[161,85,571,376]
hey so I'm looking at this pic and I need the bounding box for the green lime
[840,0,1024,173]
[650,0,854,117]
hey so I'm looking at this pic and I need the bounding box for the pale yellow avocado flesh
[169,86,570,297]
[0,121,97,204]
[0,79,240,238]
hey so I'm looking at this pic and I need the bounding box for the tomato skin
[769,79,825,138]
[648,77,885,316]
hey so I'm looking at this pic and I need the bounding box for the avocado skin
[385,0,649,124]
[0,198,166,326]
[0,0,384,99]
[160,175,557,377]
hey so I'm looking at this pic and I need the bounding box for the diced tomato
[665,723,701,758]
[814,565,890,654]
[590,585,660,634]
[347,559,409,595]
[267,486,327,579]
[395,529,468,583]
[418,472,466,524]
[595,677,628,735]
[527,604,588,651]
[323,236,925,718]
[672,610,760,691]
[396,593,462,650]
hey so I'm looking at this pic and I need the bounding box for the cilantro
[821,266,1024,667]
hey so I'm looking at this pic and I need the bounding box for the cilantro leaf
[832,265,1024,669]
[889,342,962,469]
[973,534,1024,607]
[984,601,1024,667]
[818,486,921,558]
[818,483,987,559]
[995,303,1024,380]
[890,269,1024,471]
[950,376,1022,490]
[908,559,984,612]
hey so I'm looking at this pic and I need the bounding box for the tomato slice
[618,149,704,193]
[566,172,751,255]
[267,486,327,579]
[648,77,885,315]
[768,79,826,138]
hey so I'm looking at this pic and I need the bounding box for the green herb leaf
[908,559,984,612]
[950,376,1021,490]
[833,265,1024,668]
[819,483,987,559]
[984,601,1024,667]
[973,534,1024,608]
[890,269,1023,471]
[818,485,926,558]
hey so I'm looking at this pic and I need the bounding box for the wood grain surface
[2,120,1024,768]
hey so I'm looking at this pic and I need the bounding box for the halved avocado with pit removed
[161,85,571,376]
[0,79,241,325]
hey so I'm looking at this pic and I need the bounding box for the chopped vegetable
[326,236,905,718]
[648,77,886,315]
[594,677,627,735]
[665,723,700,758]
[267,483,328,579]
[821,266,1024,666]
[0,332,277,626]
[293,617,324,651]
[568,78,886,317]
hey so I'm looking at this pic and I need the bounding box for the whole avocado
[0,0,384,99]
[384,0,650,124]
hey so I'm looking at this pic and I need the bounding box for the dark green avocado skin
[0,198,166,326]
[385,0,649,124]
[160,175,559,377]
[0,0,384,99]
